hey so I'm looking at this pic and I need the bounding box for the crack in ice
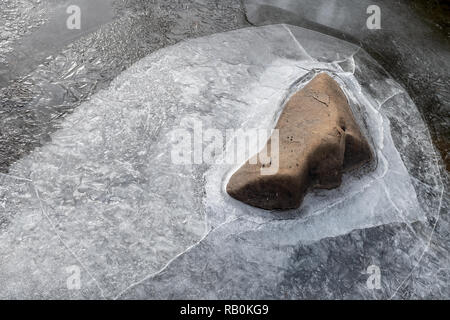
[282,24,315,61]
[0,172,32,182]
[113,216,240,300]
[389,185,445,299]
[32,181,107,299]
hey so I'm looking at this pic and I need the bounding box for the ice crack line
[114,216,239,300]
[378,91,403,109]
[0,172,32,182]
[32,181,107,299]
[389,184,445,299]
[282,24,315,61]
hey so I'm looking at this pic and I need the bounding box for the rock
[226,73,372,210]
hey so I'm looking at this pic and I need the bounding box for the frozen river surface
[0,25,446,299]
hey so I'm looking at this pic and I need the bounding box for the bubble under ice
[0,25,444,299]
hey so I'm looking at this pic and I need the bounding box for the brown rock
[226,73,372,210]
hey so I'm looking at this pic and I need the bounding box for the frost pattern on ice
[0,25,442,298]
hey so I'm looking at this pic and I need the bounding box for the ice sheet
[0,25,443,299]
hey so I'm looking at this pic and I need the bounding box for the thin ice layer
[0,25,442,298]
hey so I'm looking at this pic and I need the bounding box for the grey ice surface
[0,0,248,172]
[0,25,446,299]
[0,0,49,69]
[0,0,116,85]
[243,0,450,169]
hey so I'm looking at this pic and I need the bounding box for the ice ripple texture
[0,25,444,299]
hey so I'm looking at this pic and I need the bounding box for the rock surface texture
[227,73,372,210]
